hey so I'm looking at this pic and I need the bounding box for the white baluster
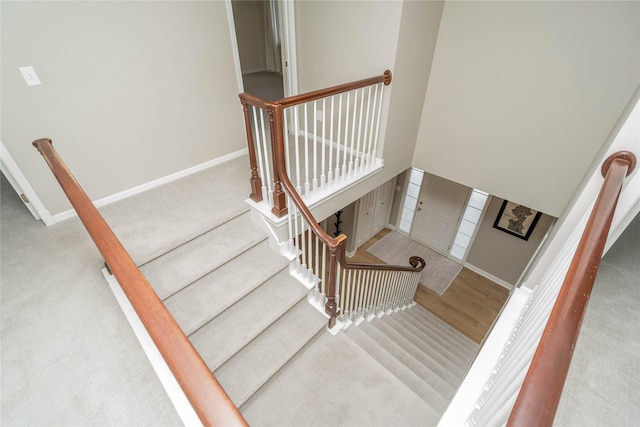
[306,226,313,283]
[312,100,318,193]
[328,96,334,187]
[335,94,342,183]
[362,86,373,171]
[257,108,273,207]
[303,102,310,195]
[321,242,327,296]
[343,91,351,179]
[287,195,294,255]
[321,98,326,191]
[372,83,385,161]
[283,107,292,176]
[314,231,320,282]
[355,88,365,173]
[293,105,302,193]
[348,90,357,176]
[372,270,382,316]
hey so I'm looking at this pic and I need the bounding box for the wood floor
[350,229,510,343]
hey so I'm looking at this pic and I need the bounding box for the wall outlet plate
[19,66,41,86]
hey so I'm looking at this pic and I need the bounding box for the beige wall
[295,0,403,92]
[295,0,445,223]
[413,1,640,218]
[466,197,555,286]
[1,1,245,216]
[231,0,267,73]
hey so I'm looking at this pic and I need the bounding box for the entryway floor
[350,228,510,343]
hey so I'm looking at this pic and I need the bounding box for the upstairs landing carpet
[368,231,462,295]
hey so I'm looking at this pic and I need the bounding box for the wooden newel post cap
[601,151,636,178]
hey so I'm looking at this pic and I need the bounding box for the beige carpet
[368,231,462,295]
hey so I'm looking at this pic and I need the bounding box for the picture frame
[493,200,542,241]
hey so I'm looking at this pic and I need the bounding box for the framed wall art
[493,200,542,241]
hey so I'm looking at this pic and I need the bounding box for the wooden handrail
[274,70,392,107]
[239,70,393,217]
[269,93,424,328]
[239,70,422,328]
[32,139,248,427]
[507,151,636,427]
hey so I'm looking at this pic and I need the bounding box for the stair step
[369,316,467,388]
[402,305,478,355]
[140,212,265,299]
[214,298,326,407]
[104,155,252,265]
[190,268,309,371]
[164,240,290,335]
[388,311,474,374]
[241,331,441,426]
[345,323,450,412]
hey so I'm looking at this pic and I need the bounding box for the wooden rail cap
[507,150,636,427]
[32,138,248,427]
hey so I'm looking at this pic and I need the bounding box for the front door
[411,173,470,255]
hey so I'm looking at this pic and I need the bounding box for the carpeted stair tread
[164,241,290,335]
[241,331,441,427]
[101,155,252,265]
[214,298,326,407]
[369,315,467,387]
[352,320,454,404]
[387,312,474,374]
[403,305,478,354]
[409,304,478,350]
[189,268,308,372]
[345,324,449,412]
[140,212,266,299]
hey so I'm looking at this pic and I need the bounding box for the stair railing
[32,139,247,427]
[239,71,425,329]
[506,151,636,427]
[240,70,391,217]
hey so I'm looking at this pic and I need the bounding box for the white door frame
[0,140,54,225]
[225,0,298,97]
[278,0,298,97]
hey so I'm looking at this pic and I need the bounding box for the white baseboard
[52,149,248,223]
[464,263,513,290]
[102,268,202,427]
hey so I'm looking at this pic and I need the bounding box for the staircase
[103,155,479,426]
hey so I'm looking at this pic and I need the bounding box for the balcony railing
[240,71,426,330]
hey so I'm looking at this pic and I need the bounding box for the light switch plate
[19,66,41,86]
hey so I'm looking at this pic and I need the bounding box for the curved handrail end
[33,138,53,151]
[384,70,392,86]
[409,256,426,271]
[601,151,636,178]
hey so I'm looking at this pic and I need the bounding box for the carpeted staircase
[107,155,478,426]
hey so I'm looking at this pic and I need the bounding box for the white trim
[102,268,203,427]
[279,0,298,97]
[0,140,55,225]
[225,0,245,93]
[464,262,514,290]
[53,148,248,223]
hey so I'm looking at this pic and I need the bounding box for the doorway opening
[229,0,296,100]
